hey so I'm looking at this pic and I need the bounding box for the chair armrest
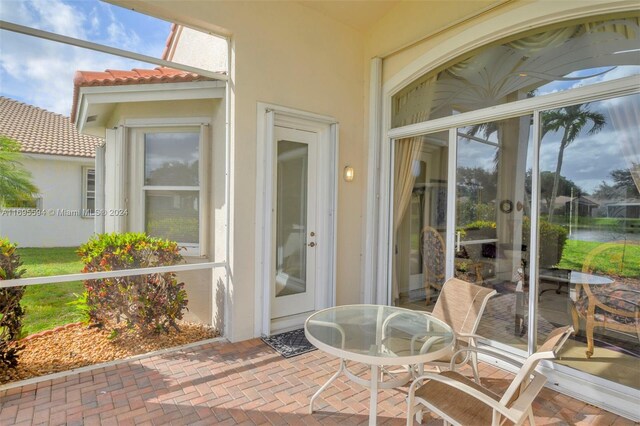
[586,292,640,318]
[408,372,519,422]
[409,334,446,355]
[456,332,488,345]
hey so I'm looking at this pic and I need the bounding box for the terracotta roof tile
[0,97,102,158]
[71,66,213,122]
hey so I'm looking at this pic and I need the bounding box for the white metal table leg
[309,359,346,414]
[369,364,379,426]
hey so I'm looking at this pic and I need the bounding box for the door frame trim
[255,102,338,337]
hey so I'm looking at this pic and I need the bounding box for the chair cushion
[414,371,502,425]
[574,281,640,326]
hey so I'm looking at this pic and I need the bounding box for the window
[82,167,96,216]
[5,195,42,210]
[391,16,640,128]
[135,128,204,256]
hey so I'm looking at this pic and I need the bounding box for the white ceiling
[297,0,400,31]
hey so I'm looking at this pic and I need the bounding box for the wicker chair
[421,226,446,303]
[419,277,496,383]
[571,241,640,358]
[406,326,573,426]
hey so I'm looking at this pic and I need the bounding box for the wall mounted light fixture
[344,166,354,182]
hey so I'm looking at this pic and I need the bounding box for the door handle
[308,242,316,247]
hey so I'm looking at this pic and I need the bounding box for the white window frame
[82,166,96,217]
[130,120,209,257]
[375,76,640,419]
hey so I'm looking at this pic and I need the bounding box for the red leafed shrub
[0,238,26,368]
[78,233,187,335]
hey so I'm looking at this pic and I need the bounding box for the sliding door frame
[379,76,639,418]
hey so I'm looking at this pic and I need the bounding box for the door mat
[262,328,317,358]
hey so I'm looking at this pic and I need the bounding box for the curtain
[607,94,640,193]
[392,137,423,301]
[392,76,436,302]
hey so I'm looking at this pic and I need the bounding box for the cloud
[0,0,169,115]
[540,123,633,193]
[0,30,147,115]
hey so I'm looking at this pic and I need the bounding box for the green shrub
[522,217,568,267]
[456,200,496,225]
[455,218,568,268]
[78,233,188,335]
[0,238,26,368]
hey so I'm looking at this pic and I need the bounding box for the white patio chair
[419,277,496,383]
[406,325,573,426]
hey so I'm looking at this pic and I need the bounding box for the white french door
[271,125,318,319]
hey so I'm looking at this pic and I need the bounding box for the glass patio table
[304,304,455,425]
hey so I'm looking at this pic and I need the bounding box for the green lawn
[557,240,640,277]
[19,247,85,336]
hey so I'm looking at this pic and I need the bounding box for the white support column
[94,143,106,234]
[445,128,458,280]
[114,126,127,232]
[364,57,383,304]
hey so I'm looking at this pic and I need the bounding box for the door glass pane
[393,131,448,310]
[145,190,199,244]
[144,132,199,186]
[537,94,640,389]
[275,140,308,297]
[457,115,534,351]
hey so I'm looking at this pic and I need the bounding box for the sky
[2,2,638,194]
[0,0,171,115]
[456,68,640,194]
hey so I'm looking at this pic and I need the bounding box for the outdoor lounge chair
[419,277,496,383]
[571,242,640,358]
[406,325,573,426]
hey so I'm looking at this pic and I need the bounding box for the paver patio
[0,338,634,425]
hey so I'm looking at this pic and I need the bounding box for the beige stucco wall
[0,156,95,247]
[115,1,367,341]
[367,0,638,89]
[101,98,226,329]
[110,0,639,342]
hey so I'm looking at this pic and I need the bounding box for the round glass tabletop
[305,304,455,365]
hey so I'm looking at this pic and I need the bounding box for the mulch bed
[0,322,218,385]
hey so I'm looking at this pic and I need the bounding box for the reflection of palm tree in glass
[542,104,605,222]
[0,136,38,207]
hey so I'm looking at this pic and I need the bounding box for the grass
[18,247,85,336]
[557,240,640,278]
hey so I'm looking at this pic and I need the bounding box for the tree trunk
[548,132,569,222]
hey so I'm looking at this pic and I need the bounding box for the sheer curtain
[607,94,640,193]
[391,76,437,302]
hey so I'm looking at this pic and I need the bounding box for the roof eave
[75,80,225,134]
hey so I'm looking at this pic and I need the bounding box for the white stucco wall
[0,155,95,247]
[167,26,228,73]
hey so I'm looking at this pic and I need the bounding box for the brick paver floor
[0,338,635,425]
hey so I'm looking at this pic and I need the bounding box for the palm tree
[541,104,605,222]
[0,136,39,208]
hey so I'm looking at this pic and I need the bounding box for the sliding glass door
[391,94,639,390]
[393,131,448,310]
[535,94,639,389]
[455,116,533,351]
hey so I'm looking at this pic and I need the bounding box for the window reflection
[392,16,640,128]
[537,94,639,389]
